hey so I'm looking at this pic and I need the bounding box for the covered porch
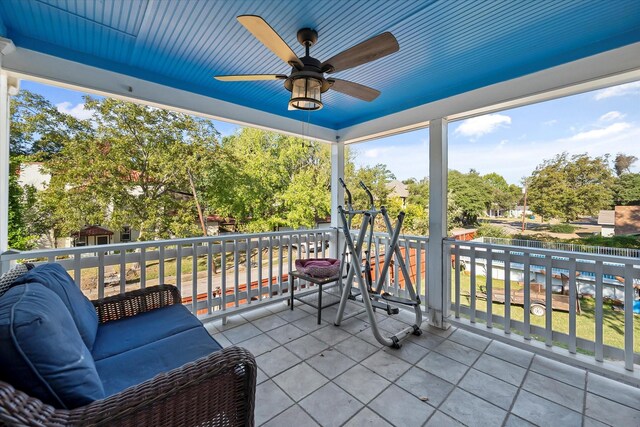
[0,1,639,425]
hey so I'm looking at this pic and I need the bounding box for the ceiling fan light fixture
[289,76,323,111]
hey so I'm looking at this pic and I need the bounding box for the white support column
[329,139,345,258]
[0,38,16,273]
[427,118,450,328]
[0,72,9,273]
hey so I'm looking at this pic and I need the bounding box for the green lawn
[453,271,640,354]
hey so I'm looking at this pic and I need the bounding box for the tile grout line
[500,351,537,427]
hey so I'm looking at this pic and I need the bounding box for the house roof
[598,210,615,226]
[615,206,640,236]
[386,180,409,199]
[1,1,639,143]
[71,225,114,237]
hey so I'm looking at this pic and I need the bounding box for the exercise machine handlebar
[359,181,375,210]
[338,177,353,211]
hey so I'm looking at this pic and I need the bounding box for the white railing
[0,229,336,318]
[5,230,637,374]
[448,239,640,371]
[476,236,640,258]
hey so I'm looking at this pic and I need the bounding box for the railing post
[428,118,450,329]
[329,138,344,259]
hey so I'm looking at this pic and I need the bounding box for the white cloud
[364,148,380,158]
[543,119,557,126]
[599,111,626,122]
[563,122,631,142]
[594,81,640,100]
[449,123,640,184]
[454,114,511,138]
[56,102,93,120]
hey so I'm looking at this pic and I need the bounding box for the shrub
[476,223,510,238]
[576,235,640,249]
[548,223,576,233]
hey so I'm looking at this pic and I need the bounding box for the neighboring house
[508,206,532,218]
[206,215,237,235]
[17,162,50,191]
[386,180,409,207]
[614,206,640,236]
[598,210,615,237]
[486,208,506,217]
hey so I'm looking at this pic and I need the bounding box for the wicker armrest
[92,285,182,324]
[0,346,257,427]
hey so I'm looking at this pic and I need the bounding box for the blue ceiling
[1,0,639,130]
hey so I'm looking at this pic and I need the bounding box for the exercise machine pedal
[381,292,420,306]
[371,299,399,315]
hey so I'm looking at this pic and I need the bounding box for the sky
[22,79,640,185]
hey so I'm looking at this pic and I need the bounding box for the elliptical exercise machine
[334,179,422,349]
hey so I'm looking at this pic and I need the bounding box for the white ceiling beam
[338,42,640,144]
[1,46,338,143]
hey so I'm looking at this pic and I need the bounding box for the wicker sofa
[0,263,256,426]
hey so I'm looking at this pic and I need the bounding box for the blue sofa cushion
[96,326,222,396]
[0,284,105,409]
[14,263,99,350]
[92,303,203,361]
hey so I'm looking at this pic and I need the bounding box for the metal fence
[476,236,640,258]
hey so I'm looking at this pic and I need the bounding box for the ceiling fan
[215,15,399,111]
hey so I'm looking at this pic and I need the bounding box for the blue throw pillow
[13,263,99,350]
[0,284,105,408]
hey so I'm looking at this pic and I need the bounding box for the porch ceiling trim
[338,42,640,144]
[1,42,639,145]
[1,47,339,144]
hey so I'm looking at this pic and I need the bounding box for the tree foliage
[482,172,521,213]
[614,153,637,177]
[41,97,219,240]
[205,128,331,232]
[527,152,614,221]
[7,157,36,250]
[10,90,90,156]
[448,169,491,225]
[614,173,640,205]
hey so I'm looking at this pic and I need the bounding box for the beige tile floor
[204,300,640,427]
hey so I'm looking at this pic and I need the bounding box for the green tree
[10,90,90,156]
[482,172,520,214]
[448,169,491,225]
[7,157,36,250]
[527,152,614,221]
[344,163,395,210]
[42,97,219,240]
[405,178,429,207]
[204,128,331,231]
[614,153,637,177]
[614,173,640,205]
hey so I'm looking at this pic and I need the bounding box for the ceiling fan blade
[322,32,399,74]
[329,79,380,101]
[237,15,304,69]
[215,74,287,81]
